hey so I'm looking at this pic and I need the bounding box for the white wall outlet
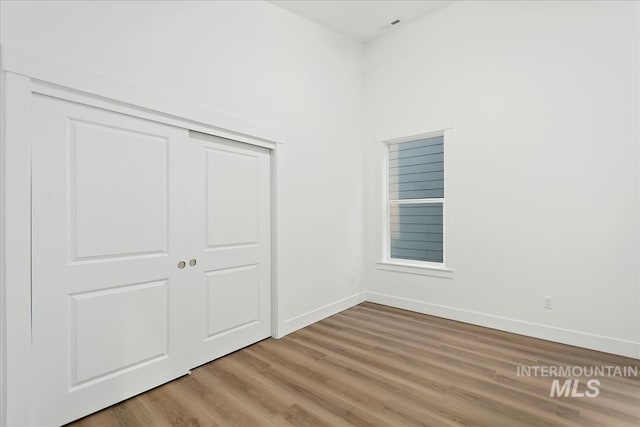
[351,275,357,285]
[543,296,553,310]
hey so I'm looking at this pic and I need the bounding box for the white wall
[0,0,366,334]
[364,0,640,357]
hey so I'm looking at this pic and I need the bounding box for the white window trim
[379,129,454,278]
[375,261,454,278]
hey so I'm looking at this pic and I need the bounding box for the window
[385,134,445,267]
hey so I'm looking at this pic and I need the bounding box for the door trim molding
[0,45,282,426]
[1,67,34,427]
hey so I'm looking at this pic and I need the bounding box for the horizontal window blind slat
[390,232,443,242]
[396,202,443,210]
[391,248,443,263]
[390,189,444,199]
[391,240,443,251]
[389,136,443,152]
[390,205,443,216]
[389,153,444,168]
[391,255,444,263]
[390,216,442,225]
[389,171,444,184]
[389,144,443,160]
[390,223,442,233]
[391,214,443,219]
[389,162,443,175]
[389,180,444,193]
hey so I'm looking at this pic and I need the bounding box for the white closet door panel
[72,120,168,259]
[188,133,271,368]
[31,94,192,426]
[202,246,260,270]
[206,148,259,247]
[72,280,168,385]
[206,265,260,336]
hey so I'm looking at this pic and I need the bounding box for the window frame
[379,129,453,276]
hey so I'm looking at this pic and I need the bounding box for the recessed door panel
[71,280,169,386]
[206,148,259,247]
[72,120,168,259]
[206,265,259,337]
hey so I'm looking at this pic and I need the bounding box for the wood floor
[70,302,640,427]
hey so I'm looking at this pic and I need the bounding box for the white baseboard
[277,292,367,338]
[366,292,640,359]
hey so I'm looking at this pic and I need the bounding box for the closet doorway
[30,94,272,426]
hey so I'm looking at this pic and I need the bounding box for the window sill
[376,261,455,279]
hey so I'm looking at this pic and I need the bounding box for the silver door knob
[189,259,197,267]
[178,261,186,269]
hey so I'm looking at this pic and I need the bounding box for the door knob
[189,259,197,267]
[178,261,186,269]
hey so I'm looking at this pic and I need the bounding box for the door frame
[0,45,282,426]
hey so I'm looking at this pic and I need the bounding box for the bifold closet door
[186,132,272,369]
[31,94,196,426]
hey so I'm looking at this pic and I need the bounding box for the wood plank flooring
[70,302,640,427]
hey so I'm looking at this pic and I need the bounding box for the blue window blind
[390,203,443,262]
[389,136,444,200]
[388,135,444,263]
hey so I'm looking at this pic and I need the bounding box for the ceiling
[270,1,454,43]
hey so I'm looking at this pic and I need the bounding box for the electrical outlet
[543,296,553,310]
[351,275,357,285]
